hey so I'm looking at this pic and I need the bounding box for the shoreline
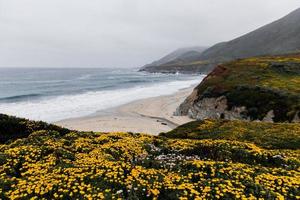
[55,86,196,135]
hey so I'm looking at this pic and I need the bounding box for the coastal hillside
[0,114,69,143]
[139,46,209,74]
[141,8,300,74]
[142,46,207,68]
[176,54,300,122]
[199,7,300,63]
[0,116,300,199]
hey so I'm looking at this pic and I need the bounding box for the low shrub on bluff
[0,114,70,143]
[160,119,300,149]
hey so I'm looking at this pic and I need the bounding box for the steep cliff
[176,54,300,123]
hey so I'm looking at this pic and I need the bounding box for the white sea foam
[77,74,92,80]
[0,76,205,122]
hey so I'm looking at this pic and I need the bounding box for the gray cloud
[0,0,299,68]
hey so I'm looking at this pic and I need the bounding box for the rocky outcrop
[262,110,275,122]
[176,96,299,123]
[176,96,248,121]
[176,54,300,123]
[293,112,300,122]
[188,96,247,120]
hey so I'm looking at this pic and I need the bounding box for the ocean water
[0,68,204,122]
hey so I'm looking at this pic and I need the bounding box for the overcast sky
[0,0,299,68]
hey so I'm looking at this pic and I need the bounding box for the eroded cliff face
[176,95,249,121]
[176,96,300,123]
[294,112,300,122]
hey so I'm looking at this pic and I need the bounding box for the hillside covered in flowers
[0,116,299,199]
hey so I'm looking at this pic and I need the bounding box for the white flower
[116,190,123,194]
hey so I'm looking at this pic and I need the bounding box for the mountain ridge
[141,7,300,74]
[139,46,209,73]
[142,46,207,68]
[199,7,300,62]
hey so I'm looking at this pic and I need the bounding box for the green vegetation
[0,114,70,143]
[140,59,214,74]
[160,119,300,149]
[0,116,299,199]
[194,54,300,122]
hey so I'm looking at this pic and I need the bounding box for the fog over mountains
[142,7,300,73]
[142,46,207,68]
[199,7,300,62]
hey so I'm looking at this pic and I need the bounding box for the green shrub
[160,119,300,149]
[0,114,70,143]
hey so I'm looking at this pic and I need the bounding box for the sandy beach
[55,86,195,135]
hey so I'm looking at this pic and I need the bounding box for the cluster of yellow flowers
[0,130,299,199]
